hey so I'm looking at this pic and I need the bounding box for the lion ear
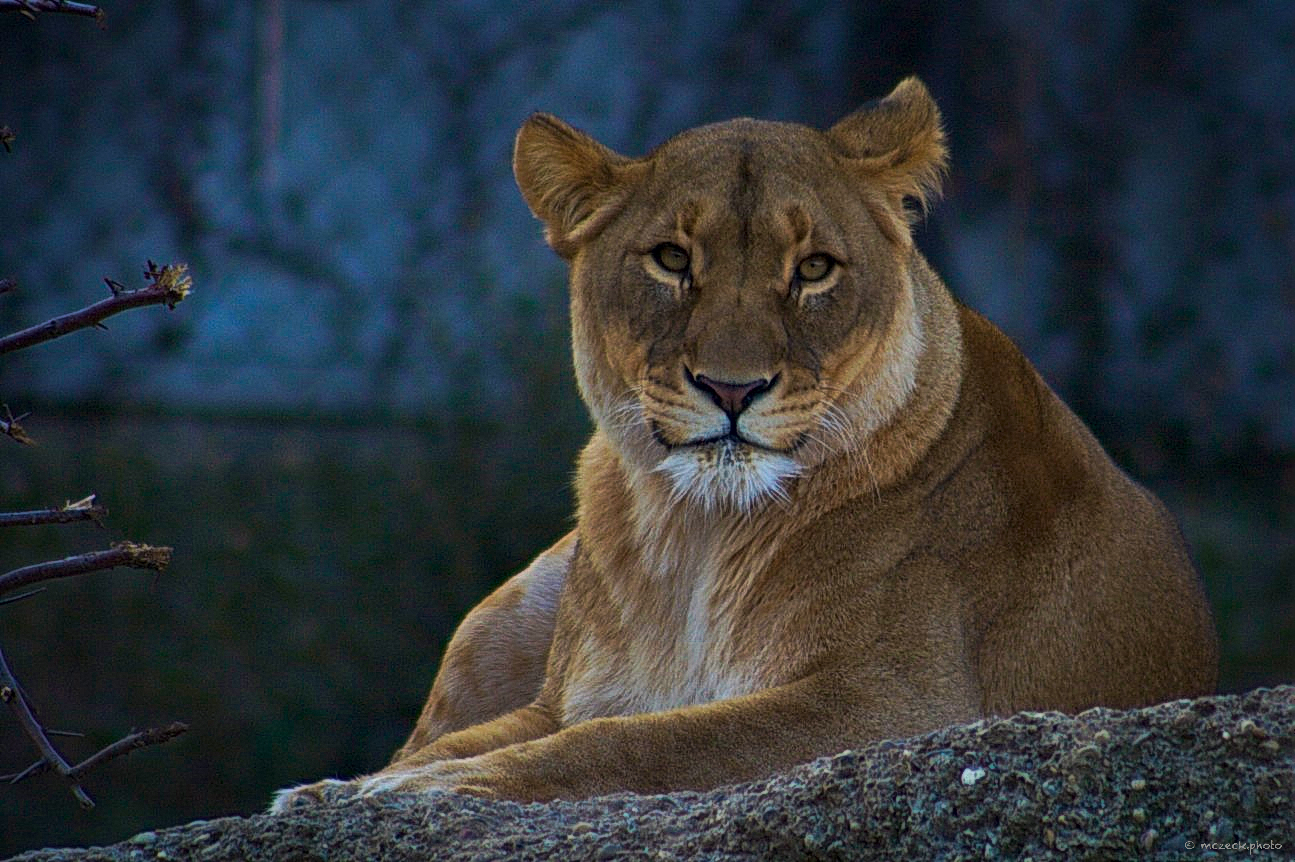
[826,77,948,242]
[513,114,643,259]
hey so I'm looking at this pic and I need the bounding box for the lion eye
[651,243,691,274]
[796,254,835,282]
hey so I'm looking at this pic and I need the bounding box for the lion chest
[559,552,767,725]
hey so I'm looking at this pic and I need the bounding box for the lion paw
[269,778,359,813]
[354,771,423,797]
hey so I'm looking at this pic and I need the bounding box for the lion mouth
[689,434,757,459]
[650,422,793,456]
[685,431,784,454]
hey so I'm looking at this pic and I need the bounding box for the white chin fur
[654,442,801,512]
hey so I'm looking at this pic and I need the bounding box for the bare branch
[2,722,189,787]
[70,722,189,779]
[0,642,94,807]
[0,404,34,445]
[0,261,191,355]
[0,588,45,606]
[0,128,13,154]
[0,495,107,528]
[0,1,104,26]
[0,542,172,599]
[0,535,182,805]
[0,630,186,807]
[0,535,181,805]
[3,757,46,784]
[47,727,87,739]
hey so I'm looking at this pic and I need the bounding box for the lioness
[273,77,1217,808]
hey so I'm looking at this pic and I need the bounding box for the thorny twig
[0,260,191,355]
[0,588,45,606]
[0,1,104,26]
[0,641,188,808]
[0,642,93,807]
[2,7,190,811]
[0,540,181,807]
[0,542,172,598]
[0,494,107,527]
[0,404,34,445]
[0,721,190,790]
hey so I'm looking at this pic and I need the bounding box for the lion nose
[688,372,772,418]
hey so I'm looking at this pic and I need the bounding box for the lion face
[515,79,947,511]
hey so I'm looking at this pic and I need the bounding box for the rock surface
[12,687,1293,862]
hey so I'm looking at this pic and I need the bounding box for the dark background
[1,1,1291,855]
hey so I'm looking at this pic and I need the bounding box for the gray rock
[10,687,1292,861]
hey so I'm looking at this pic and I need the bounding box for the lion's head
[514,78,948,512]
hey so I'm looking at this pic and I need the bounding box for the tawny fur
[272,78,1217,810]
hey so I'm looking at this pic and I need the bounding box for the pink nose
[689,373,771,417]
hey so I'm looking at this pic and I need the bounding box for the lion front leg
[353,666,978,803]
[392,531,573,761]
[271,702,562,812]
[270,533,572,813]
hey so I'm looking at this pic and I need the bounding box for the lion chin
[653,439,801,512]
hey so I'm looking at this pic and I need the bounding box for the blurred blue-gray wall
[2,3,1293,451]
